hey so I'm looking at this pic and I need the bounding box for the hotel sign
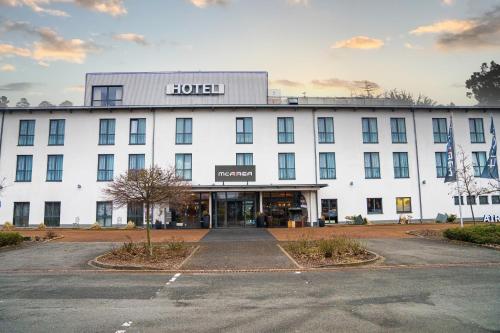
[166,84,225,95]
[215,165,256,182]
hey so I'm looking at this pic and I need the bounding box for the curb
[407,230,500,251]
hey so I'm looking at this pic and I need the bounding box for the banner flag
[444,119,457,183]
[481,117,498,179]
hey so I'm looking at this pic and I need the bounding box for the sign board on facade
[483,214,500,222]
[166,84,225,95]
[215,165,256,182]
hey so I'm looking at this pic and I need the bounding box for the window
[454,196,464,205]
[176,118,192,144]
[127,203,144,227]
[318,117,334,143]
[236,153,253,166]
[432,118,447,143]
[364,152,380,179]
[321,199,338,224]
[48,119,65,145]
[128,154,145,171]
[13,202,30,227]
[278,153,295,180]
[96,201,113,227]
[236,117,253,144]
[15,155,32,182]
[92,86,123,106]
[362,118,378,143]
[129,118,146,145]
[390,118,407,143]
[435,152,447,178]
[466,196,476,205]
[18,120,35,146]
[472,152,487,177]
[319,152,336,179]
[492,195,500,204]
[396,197,412,213]
[469,118,485,143]
[44,202,61,227]
[393,152,409,178]
[97,154,114,181]
[175,154,192,180]
[479,196,489,205]
[99,119,115,145]
[367,198,383,214]
[46,155,63,181]
[277,117,294,143]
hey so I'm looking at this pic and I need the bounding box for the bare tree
[38,101,54,107]
[453,147,490,224]
[0,177,6,195]
[379,89,437,106]
[0,96,9,108]
[16,98,30,107]
[59,100,73,107]
[103,166,192,255]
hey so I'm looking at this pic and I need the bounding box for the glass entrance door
[212,192,257,228]
[227,201,243,227]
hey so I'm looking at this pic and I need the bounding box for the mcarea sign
[166,84,225,95]
[215,165,256,182]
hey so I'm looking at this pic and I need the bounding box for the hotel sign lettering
[215,165,256,182]
[166,84,225,95]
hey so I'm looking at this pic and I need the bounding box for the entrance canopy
[191,184,327,192]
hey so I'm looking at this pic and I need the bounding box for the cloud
[0,82,36,91]
[113,33,148,46]
[64,84,84,92]
[271,79,304,87]
[0,0,127,17]
[2,20,100,63]
[0,43,32,57]
[188,0,228,8]
[404,42,423,50]
[331,36,384,49]
[442,0,454,5]
[410,19,476,35]
[0,63,15,71]
[312,78,380,91]
[287,0,309,5]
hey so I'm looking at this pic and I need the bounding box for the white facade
[0,71,499,227]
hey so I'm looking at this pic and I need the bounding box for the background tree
[379,89,437,106]
[38,101,54,107]
[103,166,192,255]
[16,98,30,107]
[59,100,73,107]
[0,96,9,108]
[453,147,490,224]
[466,61,500,106]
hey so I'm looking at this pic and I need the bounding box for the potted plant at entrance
[318,215,326,228]
[256,212,265,228]
[201,210,210,229]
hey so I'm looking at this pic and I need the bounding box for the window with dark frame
[97,154,114,181]
[321,199,338,223]
[278,153,295,179]
[454,196,464,205]
[175,154,192,180]
[48,119,65,145]
[91,86,123,106]
[128,154,145,171]
[277,117,294,143]
[472,151,487,177]
[396,197,412,213]
[492,195,500,204]
[99,119,115,145]
[364,152,380,179]
[129,118,146,145]
[44,202,61,227]
[479,195,489,205]
[390,118,407,143]
[362,118,378,143]
[236,117,253,144]
[236,153,253,166]
[127,203,144,226]
[367,198,383,214]
[466,195,476,205]
[13,202,30,227]
[319,152,336,179]
[318,117,334,143]
[435,152,447,178]
[18,120,35,146]
[469,118,485,143]
[176,118,193,144]
[15,155,32,182]
[96,201,113,227]
[393,152,409,178]
[46,155,63,182]
[432,118,447,143]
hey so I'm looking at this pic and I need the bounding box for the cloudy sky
[0,0,499,106]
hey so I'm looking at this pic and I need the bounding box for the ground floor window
[479,196,489,205]
[171,192,209,228]
[13,202,30,227]
[367,198,383,214]
[44,202,61,226]
[396,197,412,213]
[127,202,144,226]
[263,192,307,227]
[96,201,113,227]
[492,195,500,204]
[454,196,464,205]
[321,199,338,223]
[466,196,476,205]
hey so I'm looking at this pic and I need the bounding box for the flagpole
[451,112,464,228]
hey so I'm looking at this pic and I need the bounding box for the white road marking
[122,321,133,327]
[294,271,301,274]
[167,273,182,285]
[115,330,126,333]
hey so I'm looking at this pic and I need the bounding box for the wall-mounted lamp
[77,184,82,189]
[422,180,426,185]
[349,181,354,186]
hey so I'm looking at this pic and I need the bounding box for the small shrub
[37,223,47,230]
[444,224,500,245]
[125,221,136,230]
[89,222,102,230]
[165,237,185,252]
[2,222,14,231]
[0,232,24,247]
[447,214,457,223]
[45,230,58,239]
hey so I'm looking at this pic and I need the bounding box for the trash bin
[154,220,163,229]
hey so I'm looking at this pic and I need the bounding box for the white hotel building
[0,71,498,228]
